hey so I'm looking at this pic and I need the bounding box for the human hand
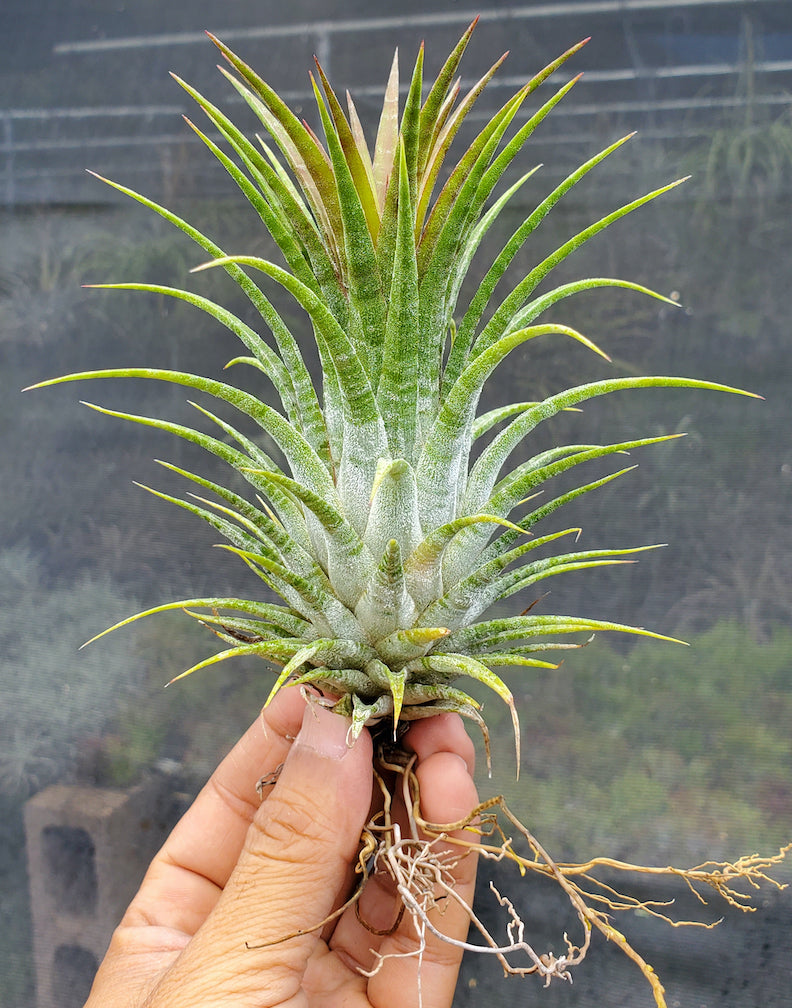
[85,688,479,1008]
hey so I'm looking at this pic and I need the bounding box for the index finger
[123,688,308,936]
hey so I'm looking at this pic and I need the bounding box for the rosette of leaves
[30,24,754,768]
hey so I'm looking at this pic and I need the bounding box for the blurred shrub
[0,548,145,797]
[487,622,792,868]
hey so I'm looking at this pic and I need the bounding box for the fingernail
[294,702,352,759]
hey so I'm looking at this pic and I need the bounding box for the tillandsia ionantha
[28,20,790,1006]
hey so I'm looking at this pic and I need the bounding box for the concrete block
[24,777,173,1008]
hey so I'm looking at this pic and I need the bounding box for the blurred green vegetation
[0,547,147,798]
[0,541,276,798]
[482,624,792,872]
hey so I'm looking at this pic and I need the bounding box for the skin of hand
[84,687,479,1008]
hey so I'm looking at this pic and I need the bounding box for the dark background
[1,2,791,1006]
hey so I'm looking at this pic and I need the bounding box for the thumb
[150,701,373,1006]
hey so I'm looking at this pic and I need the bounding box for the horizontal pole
[0,106,183,121]
[4,90,787,155]
[53,0,785,54]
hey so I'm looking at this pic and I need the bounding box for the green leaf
[401,41,425,212]
[416,18,478,178]
[444,614,686,653]
[175,88,320,294]
[377,141,420,460]
[82,171,328,457]
[311,73,387,383]
[409,652,521,772]
[492,544,664,603]
[416,84,542,433]
[221,546,363,640]
[474,175,691,356]
[414,51,509,241]
[416,324,609,531]
[208,35,345,262]
[488,435,686,523]
[132,480,274,556]
[455,133,636,368]
[345,91,377,199]
[80,596,309,649]
[405,512,529,612]
[440,165,543,397]
[355,541,416,644]
[466,376,760,513]
[422,528,581,628]
[191,255,385,445]
[364,458,424,562]
[313,59,380,240]
[184,610,299,647]
[263,641,325,705]
[508,277,681,335]
[451,467,638,584]
[167,638,311,687]
[85,282,298,428]
[245,468,374,608]
[30,366,335,499]
[152,459,327,582]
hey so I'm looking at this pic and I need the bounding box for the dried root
[251,739,790,1008]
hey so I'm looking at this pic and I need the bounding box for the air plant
[28,22,789,1006]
